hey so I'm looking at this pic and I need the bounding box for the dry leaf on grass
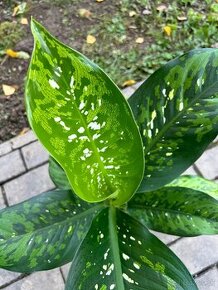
[78,8,92,18]
[157,4,168,12]
[96,0,104,2]
[19,127,29,136]
[20,17,28,25]
[163,25,172,36]
[129,11,137,17]
[122,80,136,87]
[135,37,144,44]
[86,35,96,44]
[177,15,187,21]
[6,49,30,59]
[2,84,16,96]
[12,2,27,16]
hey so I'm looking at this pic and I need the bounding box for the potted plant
[0,19,217,289]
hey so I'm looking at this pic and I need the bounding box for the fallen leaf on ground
[86,35,96,44]
[78,8,92,18]
[12,2,27,16]
[157,4,168,12]
[135,37,144,44]
[20,17,28,25]
[177,15,187,21]
[163,25,172,36]
[129,11,137,17]
[2,84,16,96]
[142,9,152,15]
[19,127,29,135]
[6,49,30,59]
[96,0,104,2]
[122,80,136,87]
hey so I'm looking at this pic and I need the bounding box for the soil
[0,0,118,142]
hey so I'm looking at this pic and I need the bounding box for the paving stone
[0,141,12,157]
[0,269,20,287]
[151,230,179,244]
[10,131,37,149]
[4,164,55,205]
[0,186,5,209]
[0,151,25,184]
[170,235,218,274]
[21,141,49,169]
[132,80,144,89]
[195,147,218,179]
[122,86,135,99]
[182,165,197,175]
[2,269,64,290]
[61,263,71,281]
[195,267,218,290]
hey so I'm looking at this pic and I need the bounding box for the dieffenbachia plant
[0,19,218,289]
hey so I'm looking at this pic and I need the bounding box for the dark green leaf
[25,19,144,205]
[49,156,71,189]
[0,190,103,272]
[65,207,197,289]
[129,49,218,192]
[168,175,218,199]
[127,187,218,236]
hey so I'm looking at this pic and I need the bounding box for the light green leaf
[25,19,144,205]
[0,190,103,272]
[129,49,218,192]
[49,156,71,190]
[168,175,218,199]
[65,207,197,289]
[127,187,218,236]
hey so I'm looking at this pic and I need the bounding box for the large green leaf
[49,156,71,190]
[0,190,103,272]
[25,19,144,205]
[127,187,218,236]
[168,175,218,199]
[65,207,197,289]
[128,49,218,192]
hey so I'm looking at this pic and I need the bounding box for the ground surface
[0,0,218,141]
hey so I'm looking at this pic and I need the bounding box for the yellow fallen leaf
[135,37,144,44]
[19,127,29,136]
[2,84,16,96]
[96,0,104,2]
[78,8,92,18]
[12,2,27,16]
[86,35,96,44]
[122,80,136,87]
[129,11,137,17]
[6,49,30,59]
[20,17,28,25]
[177,15,187,21]
[163,25,172,36]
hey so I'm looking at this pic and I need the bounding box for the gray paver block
[11,131,37,149]
[195,267,218,290]
[151,230,179,244]
[195,147,218,179]
[2,269,64,290]
[61,263,71,281]
[122,86,135,99]
[0,269,20,287]
[0,151,25,184]
[182,165,197,176]
[21,141,49,169]
[4,164,55,205]
[132,80,144,89]
[170,235,218,274]
[0,186,5,209]
[0,141,12,157]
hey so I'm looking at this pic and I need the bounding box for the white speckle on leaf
[78,127,85,133]
[88,122,101,130]
[54,117,61,122]
[70,76,74,88]
[49,79,59,89]
[123,273,134,283]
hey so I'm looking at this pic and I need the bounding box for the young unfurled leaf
[25,19,144,205]
[129,49,218,192]
[0,190,103,272]
[128,187,218,236]
[65,208,197,290]
[49,156,71,190]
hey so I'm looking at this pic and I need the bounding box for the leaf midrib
[0,204,104,242]
[109,206,125,290]
[143,66,218,156]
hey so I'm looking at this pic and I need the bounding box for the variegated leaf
[168,175,218,199]
[129,49,218,192]
[49,156,71,190]
[0,190,103,272]
[127,187,218,236]
[65,207,197,289]
[25,19,144,205]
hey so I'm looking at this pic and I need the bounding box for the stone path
[0,84,217,289]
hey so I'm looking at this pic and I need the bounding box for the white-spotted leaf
[25,19,144,205]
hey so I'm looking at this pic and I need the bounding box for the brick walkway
[0,84,217,289]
